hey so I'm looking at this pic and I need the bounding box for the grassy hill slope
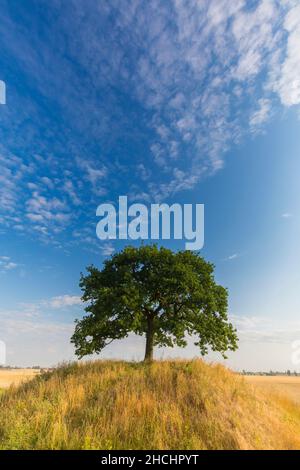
[1,359,300,450]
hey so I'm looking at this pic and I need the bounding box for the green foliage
[71,245,238,360]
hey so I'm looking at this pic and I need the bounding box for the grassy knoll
[1,360,300,450]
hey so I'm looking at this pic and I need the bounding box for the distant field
[0,369,40,389]
[245,375,300,405]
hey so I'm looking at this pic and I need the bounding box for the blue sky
[0,0,300,369]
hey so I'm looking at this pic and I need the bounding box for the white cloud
[100,243,115,256]
[224,253,239,261]
[76,159,108,194]
[40,176,54,189]
[26,213,44,222]
[86,166,107,186]
[231,314,300,345]
[0,256,19,271]
[25,191,70,234]
[46,295,82,309]
[0,153,22,212]
[271,3,300,106]
[0,79,5,104]
[232,0,277,79]
[17,294,82,314]
[4,262,18,270]
[250,99,271,130]
[63,180,81,206]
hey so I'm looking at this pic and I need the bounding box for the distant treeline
[0,366,53,371]
[240,370,300,376]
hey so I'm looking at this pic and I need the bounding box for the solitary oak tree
[71,245,238,361]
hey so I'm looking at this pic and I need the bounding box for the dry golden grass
[0,360,300,450]
[245,375,300,405]
[0,369,40,389]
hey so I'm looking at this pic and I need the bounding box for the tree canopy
[71,245,238,361]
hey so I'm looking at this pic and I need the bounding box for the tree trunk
[144,316,154,361]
